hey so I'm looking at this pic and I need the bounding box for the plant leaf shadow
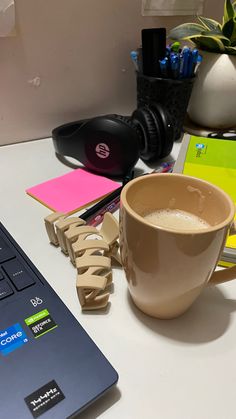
[127,286,236,344]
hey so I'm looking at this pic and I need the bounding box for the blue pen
[165,46,172,57]
[159,57,169,78]
[182,47,190,78]
[191,49,199,76]
[179,52,184,78]
[170,54,180,79]
[130,50,139,71]
[186,50,194,78]
[179,46,187,78]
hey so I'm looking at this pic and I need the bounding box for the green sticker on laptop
[25,309,57,338]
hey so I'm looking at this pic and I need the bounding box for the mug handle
[209,221,236,286]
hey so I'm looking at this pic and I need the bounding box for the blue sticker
[196,143,205,149]
[0,323,29,356]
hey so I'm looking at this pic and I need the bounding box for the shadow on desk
[127,286,236,344]
[71,386,121,419]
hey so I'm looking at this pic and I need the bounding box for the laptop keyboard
[0,232,37,301]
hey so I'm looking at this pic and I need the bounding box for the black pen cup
[136,72,195,141]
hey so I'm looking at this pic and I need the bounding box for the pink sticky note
[26,169,121,214]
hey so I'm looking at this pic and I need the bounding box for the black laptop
[0,222,118,418]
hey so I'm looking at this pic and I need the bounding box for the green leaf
[222,17,234,38]
[190,35,226,53]
[168,23,205,41]
[222,17,236,42]
[201,30,231,45]
[197,16,222,32]
[231,16,236,41]
[224,0,234,24]
[224,45,236,54]
[232,1,236,12]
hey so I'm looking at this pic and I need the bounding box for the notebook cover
[174,134,236,257]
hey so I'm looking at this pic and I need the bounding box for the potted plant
[169,0,236,129]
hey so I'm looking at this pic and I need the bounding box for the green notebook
[174,134,236,264]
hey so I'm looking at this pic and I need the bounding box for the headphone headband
[52,119,87,159]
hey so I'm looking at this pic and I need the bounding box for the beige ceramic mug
[119,173,236,319]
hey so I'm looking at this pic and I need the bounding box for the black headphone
[52,102,174,177]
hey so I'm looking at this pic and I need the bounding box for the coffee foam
[143,209,210,231]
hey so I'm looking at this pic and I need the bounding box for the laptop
[0,222,118,419]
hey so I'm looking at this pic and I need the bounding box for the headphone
[52,102,174,177]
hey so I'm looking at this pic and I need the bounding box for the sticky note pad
[26,169,121,214]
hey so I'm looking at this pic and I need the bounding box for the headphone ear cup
[149,103,174,159]
[131,107,162,161]
[110,114,141,161]
[113,115,142,145]
[77,114,141,177]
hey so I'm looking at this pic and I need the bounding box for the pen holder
[136,72,195,141]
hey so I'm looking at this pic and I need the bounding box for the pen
[87,163,176,225]
[165,46,172,57]
[154,161,175,173]
[185,49,193,78]
[170,54,180,79]
[79,172,133,226]
[182,47,190,79]
[88,196,120,227]
[159,57,169,78]
[79,185,122,225]
[130,50,139,71]
[191,49,199,76]
[79,164,175,227]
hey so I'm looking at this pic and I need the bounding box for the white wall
[0,0,224,144]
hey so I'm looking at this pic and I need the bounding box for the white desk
[1,138,236,419]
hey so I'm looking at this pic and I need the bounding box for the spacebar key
[2,259,35,291]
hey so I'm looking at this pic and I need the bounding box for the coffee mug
[119,173,236,319]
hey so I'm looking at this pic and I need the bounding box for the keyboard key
[0,280,14,300]
[0,237,15,263]
[2,259,35,291]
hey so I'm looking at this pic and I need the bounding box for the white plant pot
[188,51,236,129]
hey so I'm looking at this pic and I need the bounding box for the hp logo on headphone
[95,143,110,159]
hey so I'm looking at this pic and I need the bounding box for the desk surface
[1,138,236,419]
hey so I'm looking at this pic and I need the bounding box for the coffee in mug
[119,173,236,319]
[143,208,210,231]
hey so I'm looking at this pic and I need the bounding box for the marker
[141,28,166,77]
